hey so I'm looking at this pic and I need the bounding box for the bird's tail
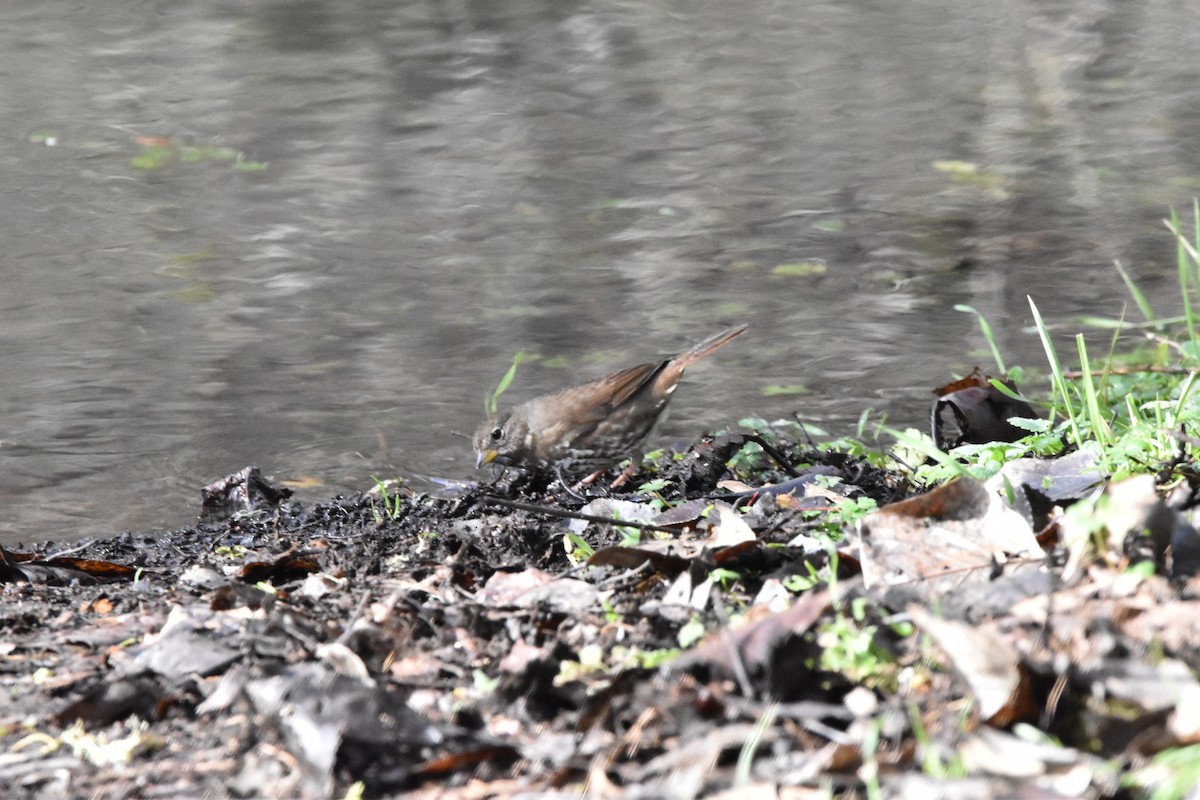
[670,323,749,370]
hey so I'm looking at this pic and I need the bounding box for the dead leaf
[908,606,1038,726]
[857,477,1041,590]
[932,368,1037,449]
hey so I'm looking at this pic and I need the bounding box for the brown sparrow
[474,324,748,474]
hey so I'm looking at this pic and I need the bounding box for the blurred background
[2,0,1199,543]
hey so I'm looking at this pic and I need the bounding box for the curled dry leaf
[857,477,1041,590]
[931,368,1036,449]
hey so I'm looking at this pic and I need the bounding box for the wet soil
[1,430,1197,799]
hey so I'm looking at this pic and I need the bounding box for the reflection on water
[1,0,1198,542]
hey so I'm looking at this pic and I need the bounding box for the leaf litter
[1,419,1199,799]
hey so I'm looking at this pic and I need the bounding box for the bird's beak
[476,449,498,468]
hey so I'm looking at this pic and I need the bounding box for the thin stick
[480,495,682,534]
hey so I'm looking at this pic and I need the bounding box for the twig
[1062,366,1195,378]
[713,596,757,701]
[42,539,98,560]
[480,495,680,535]
[743,434,802,477]
[335,590,373,646]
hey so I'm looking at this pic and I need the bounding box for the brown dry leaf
[653,497,716,528]
[475,567,555,606]
[857,477,1041,590]
[85,597,114,615]
[705,501,757,546]
[588,503,762,576]
[908,606,1038,726]
[588,544,690,575]
[476,568,598,614]
[53,558,140,581]
[389,653,446,682]
[0,548,140,584]
[57,676,174,727]
[281,475,324,489]
[931,368,1036,449]
[1126,594,1200,654]
[673,590,830,678]
[408,746,521,784]
[239,552,320,585]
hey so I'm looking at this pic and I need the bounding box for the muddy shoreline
[2,431,1196,799]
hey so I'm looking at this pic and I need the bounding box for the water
[2,0,1199,543]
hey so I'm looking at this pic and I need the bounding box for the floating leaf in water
[933,160,978,174]
[132,144,177,171]
[761,384,809,397]
[166,284,218,304]
[233,158,269,172]
[130,136,266,172]
[771,261,826,277]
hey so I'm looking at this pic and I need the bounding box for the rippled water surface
[3,0,1200,542]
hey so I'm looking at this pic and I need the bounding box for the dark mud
[2,430,1198,799]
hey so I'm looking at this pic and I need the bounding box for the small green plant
[562,532,594,564]
[782,559,825,593]
[368,476,405,522]
[628,647,682,669]
[884,425,969,484]
[636,477,670,512]
[608,645,682,670]
[817,596,898,688]
[678,615,707,648]
[472,669,500,696]
[734,702,779,788]
[1123,742,1200,800]
[818,485,878,538]
[859,714,884,800]
[908,701,968,779]
[600,596,620,623]
[709,567,741,590]
[555,644,608,684]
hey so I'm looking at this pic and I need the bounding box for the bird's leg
[556,464,591,502]
[608,449,645,489]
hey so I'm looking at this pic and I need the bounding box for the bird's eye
[490,427,503,441]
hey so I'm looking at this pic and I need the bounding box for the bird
[474,323,748,476]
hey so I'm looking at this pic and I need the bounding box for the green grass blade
[881,425,968,479]
[1174,369,1198,421]
[1029,297,1083,447]
[1167,209,1199,346]
[1077,334,1112,454]
[954,304,1006,374]
[486,351,527,415]
[1112,260,1158,325]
